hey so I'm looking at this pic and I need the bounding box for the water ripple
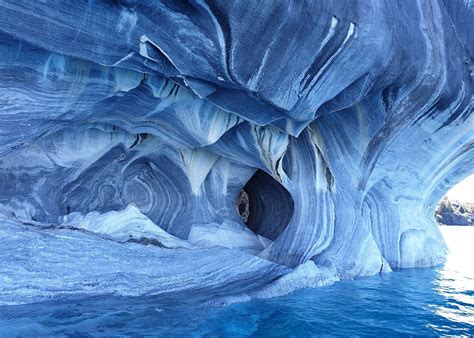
[0,227,473,336]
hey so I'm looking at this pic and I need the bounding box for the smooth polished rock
[0,211,289,305]
[0,0,473,304]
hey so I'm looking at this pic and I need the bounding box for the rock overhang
[0,0,472,304]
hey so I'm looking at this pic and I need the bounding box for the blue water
[1,227,473,336]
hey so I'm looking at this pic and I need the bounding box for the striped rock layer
[0,0,473,304]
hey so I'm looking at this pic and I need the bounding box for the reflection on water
[435,227,474,327]
[0,227,473,336]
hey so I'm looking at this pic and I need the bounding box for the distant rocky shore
[436,197,474,226]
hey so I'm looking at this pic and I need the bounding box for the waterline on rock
[0,227,472,336]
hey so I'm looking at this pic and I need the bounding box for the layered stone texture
[0,0,473,304]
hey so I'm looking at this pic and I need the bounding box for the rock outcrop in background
[436,197,474,225]
[0,0,473,305]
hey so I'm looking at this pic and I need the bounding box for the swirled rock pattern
[0,0,473,304]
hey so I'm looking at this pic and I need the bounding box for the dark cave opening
[237,169,294,241]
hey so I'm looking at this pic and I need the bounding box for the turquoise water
[1,227,473,336]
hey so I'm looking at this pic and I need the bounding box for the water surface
[0,226,473,336]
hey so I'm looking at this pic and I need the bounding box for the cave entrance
[435,174,474,279]
[236,169,294,241]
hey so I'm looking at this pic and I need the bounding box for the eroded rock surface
[0,0,473,304]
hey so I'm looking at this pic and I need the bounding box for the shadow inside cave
[237,169,294,241]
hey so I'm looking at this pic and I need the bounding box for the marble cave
[0,0,473,305]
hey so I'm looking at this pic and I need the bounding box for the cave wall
[0,0,473,304]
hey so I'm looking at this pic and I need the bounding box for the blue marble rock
[0,0,473,304]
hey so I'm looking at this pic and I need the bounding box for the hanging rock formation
[0,0,473,304]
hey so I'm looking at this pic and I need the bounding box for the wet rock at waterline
[0,0,473,304]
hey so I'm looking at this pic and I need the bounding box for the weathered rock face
[0,0,473,304]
